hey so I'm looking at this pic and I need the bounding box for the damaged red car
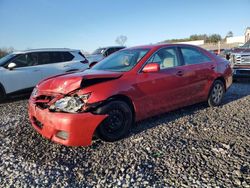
[28,44,232,146]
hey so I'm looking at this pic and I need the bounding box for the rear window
[62,52,74,61]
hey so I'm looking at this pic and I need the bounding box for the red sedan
[28,44,232,146]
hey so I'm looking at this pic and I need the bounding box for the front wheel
[0,89,5,103]
[96,101,133,142]
[208,80,225,107]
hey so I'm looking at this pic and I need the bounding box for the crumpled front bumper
[28,100,107,146]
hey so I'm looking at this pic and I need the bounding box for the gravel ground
[0,81,250,187]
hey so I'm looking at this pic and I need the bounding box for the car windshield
[92,49,149,72]
[0,53,16,66]
[92,48,106,55]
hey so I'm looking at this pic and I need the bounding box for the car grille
[35,95,54,109]
[233,54,250,65]
[238,69,250,74]
[241,55,250,64]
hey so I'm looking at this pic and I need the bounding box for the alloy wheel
[212,83,224,104]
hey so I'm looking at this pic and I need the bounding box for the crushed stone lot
[0,81,250,187]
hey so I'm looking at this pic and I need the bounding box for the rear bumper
[28,100,107,146]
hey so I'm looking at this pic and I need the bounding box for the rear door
[37,52,62,79]
[2,53,42,94]
[38,51,79,80]
[179,46,216,102]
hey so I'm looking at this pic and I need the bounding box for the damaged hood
[38,69,123,94]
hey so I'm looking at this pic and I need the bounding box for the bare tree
[115,35,127,46]
[0,47,14,58]
[226,31,233,38]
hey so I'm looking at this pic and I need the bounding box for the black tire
[208,80,225,107]
[0,88,5,103]
[96,100,133,142]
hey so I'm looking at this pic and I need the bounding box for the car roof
[12,48,79,54]
[97,46,126,49]
[125,43,202,50]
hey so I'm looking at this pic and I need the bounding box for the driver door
[134,47,191,119]
[2,53,42,94]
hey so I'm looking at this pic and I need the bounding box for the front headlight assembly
[49,94,90,113]
[31,87,38,97]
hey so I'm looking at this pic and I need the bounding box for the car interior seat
[161,56,175,69]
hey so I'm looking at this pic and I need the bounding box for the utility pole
[218,41,221,54]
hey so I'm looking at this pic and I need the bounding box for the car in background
[28,44,232,146]
[0,48,89,100]
[87,46,125,66]
[230,40,250,79]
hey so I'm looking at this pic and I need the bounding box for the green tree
[206,34,222,43]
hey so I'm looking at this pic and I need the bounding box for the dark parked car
[87,46,125,66]
[29,44,232,146]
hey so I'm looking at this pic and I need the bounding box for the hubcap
[212,83,223,104]
[105,109,125,133]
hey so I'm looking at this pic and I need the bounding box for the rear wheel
[208,80,225,107]
[96,101,132,142]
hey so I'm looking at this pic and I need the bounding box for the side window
[38,52,51,65]
[148,48,180,70]
[50,52,63,63]
[12,53,38,67]
[27,53,39,66]
[12,54,28,68]
[181,47,212,65]
[62,52,74,62]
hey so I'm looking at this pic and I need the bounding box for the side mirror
[142,63,160,73]
[7,62,17,70]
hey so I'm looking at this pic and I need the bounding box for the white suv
[0,48,89,100]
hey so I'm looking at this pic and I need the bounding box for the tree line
[164,31,234,44]
[0,47,14,58]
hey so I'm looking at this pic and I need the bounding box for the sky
[0,0,249,53]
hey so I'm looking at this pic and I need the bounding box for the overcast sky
[0,0,249,52]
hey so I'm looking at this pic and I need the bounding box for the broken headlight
[49,94,90,113]
[31,87,38,97]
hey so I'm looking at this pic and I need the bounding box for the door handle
[63,65,70,68]
[176,70,184,76]
[210,65,216,70]
[33,70,40,72]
